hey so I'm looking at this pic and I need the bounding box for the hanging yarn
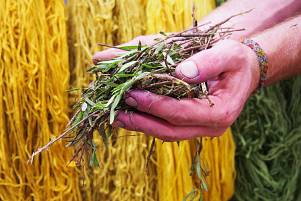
[232,78,301,201]
[156,129,235,201]
[0,0,236,200]
[0,0,81,200]
[144,1,235,200]
[67,0,115,101]
[67,0,157,200]
[68,0,235,200]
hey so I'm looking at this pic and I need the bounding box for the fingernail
[112,120,125,128]
[178,61,199,79]
[125,97,138,107]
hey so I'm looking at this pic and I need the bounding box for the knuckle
[162,136,178,142]
[223,115,235,126]
[166,112,189,125]
[213,107,234,127]
[134,35,145,42]
[211,128,227,137]
[222,108,238,126]
[164,103,191,125]
[163,130,179,142]
[222,39,248,61]
[144,93,161,112]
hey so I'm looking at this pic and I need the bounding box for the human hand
[93,38,260,141]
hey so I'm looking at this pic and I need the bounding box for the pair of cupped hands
[92,35,260,141]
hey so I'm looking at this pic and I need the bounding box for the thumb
[175,48,226,84]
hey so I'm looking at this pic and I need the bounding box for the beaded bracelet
[242,39,268,89]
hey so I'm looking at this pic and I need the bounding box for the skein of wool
[67,1,157,200]
[67,0,235,201]
[145,1,235,200]
[232,78,301,201]
[0,0,81,200]
[0,0,235,200]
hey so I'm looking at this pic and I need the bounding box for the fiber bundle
[67,1,157,200]
[232,78,301,201]
[0,0,236,200]
[0,0,81,200]
[67,0,235,201]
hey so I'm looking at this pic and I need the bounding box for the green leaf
[106,94,117,108]
[93,102,106,110]
[154,43,164,54]
[97,58,123,64]
[199,190,203,201]
[182,189,196,201]
[133,71,150,82]
[84,96,95,107]
[88,58,123,73]
[105,82,118,88]
[66,87,81,92]
[119,49,139,58]
[109,94,122,124]
[71,111,84,127]
[117,60,138,73]
[108,73,150,124]
[89,59,122,73]
[196,156,202,180]
[163,52,175,65]
[166,54,175,65]
[201,179,208,192]
[196,156,208,191]
[159,31,168,36]
[141,63,160,69]
[118,45,140,51]
[114,73,135,78]
[89,149,99,167]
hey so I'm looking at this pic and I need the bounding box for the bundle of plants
[30,12,247,198]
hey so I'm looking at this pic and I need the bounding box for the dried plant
[30,11,249,200]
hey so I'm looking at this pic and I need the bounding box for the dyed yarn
[0,0,236,200]
[0,0,81,200]
[232,78,301,201]
[68,0,235,200]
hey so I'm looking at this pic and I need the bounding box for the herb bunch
[30,11,247,198]
[69,23,233,164]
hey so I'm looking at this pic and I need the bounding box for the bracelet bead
[242,39,268,89]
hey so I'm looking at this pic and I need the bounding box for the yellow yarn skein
[0,0,235,200]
